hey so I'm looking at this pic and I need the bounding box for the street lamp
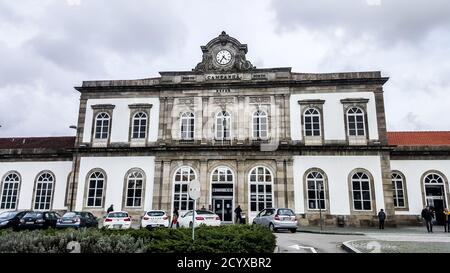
[318,183,323,232]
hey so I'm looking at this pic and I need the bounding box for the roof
[387,131,450,146]
[0,137,75,149]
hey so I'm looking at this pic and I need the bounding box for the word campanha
[177,257,272,271]
[205,74,242,80]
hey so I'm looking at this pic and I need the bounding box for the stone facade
[1,32,450,228]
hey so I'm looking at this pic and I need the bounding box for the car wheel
[290,228,297,233]
[269,223,276,232]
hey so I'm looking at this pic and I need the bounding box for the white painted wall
[82,98,160,143]
[75,156,155,212]
[391,160,450,216]
[293,155,384,215]
[290,92,379,141]
[0,161,72,211]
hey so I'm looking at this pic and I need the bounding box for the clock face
[216,50,232,65]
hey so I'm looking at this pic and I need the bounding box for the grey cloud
[270,0,450,44]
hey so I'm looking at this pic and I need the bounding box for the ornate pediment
[193,31,255,73]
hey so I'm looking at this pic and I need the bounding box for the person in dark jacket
[378,209,386,229]
[443,208,450,232]
[170,208,179,228]
[234,205,242,224]
[107,204,114,214]
[421,206,434,233]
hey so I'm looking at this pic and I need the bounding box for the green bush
[0,225,276,253]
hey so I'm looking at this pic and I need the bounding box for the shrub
[0,225,276,253]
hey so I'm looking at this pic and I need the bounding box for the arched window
[423,172,446,209]
[173,166,196,212]
[252,110,268,139]
[94,112,110,139]
[132,112,147,139]
[391,172,406,208]
[304,108,321,137]
[306,171,325,210]
[0,172,20,210]
[249,166,273,212]
[216,111,231,140]
[86,171,106,207]
[347,107,365,136]
[351,172,372,211]
[125,170,144,207]
[34,172,54,210]
[211,167,234,183]
[180,112,195,140]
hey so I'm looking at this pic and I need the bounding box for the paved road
[275,230,366,253]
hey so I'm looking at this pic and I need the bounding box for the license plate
[26,222,34,224]
[113,224,122,229]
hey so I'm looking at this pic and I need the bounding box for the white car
[178,210,221,228]
[141,210,169,229]
[103,211,132,229]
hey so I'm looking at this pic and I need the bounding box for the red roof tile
[387,131,450,146]
[0,137,75,149]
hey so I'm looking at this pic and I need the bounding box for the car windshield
[147,211,165,217]
[196,210,215,215]
[108,212,128,218]
[277,209,295,216]
[62,212,77,218]
[24,212,43,218]
[0,211,18,219]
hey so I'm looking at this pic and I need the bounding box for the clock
[216,49,232,65]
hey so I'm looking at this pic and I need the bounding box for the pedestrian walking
[234,205,242,224]
[170,208,179,228]
[421,206,434,233]
[444,208,450,232]
[378,209,386,229]
[107,204,114,214]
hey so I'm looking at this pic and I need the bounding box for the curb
[297,229,365,236]
[341,240,362,253]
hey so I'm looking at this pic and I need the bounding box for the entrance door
[426,185,446,225]
[213,199,233,223]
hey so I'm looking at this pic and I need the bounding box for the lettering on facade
[252,73,267,80]
[216,89,231,93]
[249,97,271,104]
[205,74,242,81]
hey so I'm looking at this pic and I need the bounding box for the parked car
[17,211,61,230]
[252,208,297,233]
[141,210,169,229]
[103,211,132,229]
[56,211,99,229]
[178,210,221,228]
[0,210,31,230]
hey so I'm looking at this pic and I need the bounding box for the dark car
[0,211,31,230]
[56,211,98,229]
[18,211,61,230]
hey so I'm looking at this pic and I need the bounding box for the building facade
[1,32,450,227]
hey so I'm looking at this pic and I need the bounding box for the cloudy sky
[0,0,449,137]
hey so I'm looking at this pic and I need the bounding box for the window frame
[172,166,196,214]
[123,168,146,209]
[84,169,107,209]
[180,112,195,140]
[391,171,409,210]
[0,171,21,210]
[304,168,329,212]
[348,169,376,215]
[248,166,274,213]
[32,171,56,211]
[252,110,269,140]
[215,111,231,140]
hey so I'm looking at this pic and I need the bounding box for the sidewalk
[298,225,439,236]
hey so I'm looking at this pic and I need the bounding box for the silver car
[252,208,297,233]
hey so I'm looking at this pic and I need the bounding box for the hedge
[0,225,276,253]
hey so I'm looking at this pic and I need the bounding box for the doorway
[213,198,233,223]
[425,184,446,225]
